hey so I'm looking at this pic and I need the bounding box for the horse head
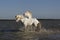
[15,15,24,22]
[23,11,32,18]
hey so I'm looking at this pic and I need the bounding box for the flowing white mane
[23,11,32,18]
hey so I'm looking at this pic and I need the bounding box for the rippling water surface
[0,19,60,40]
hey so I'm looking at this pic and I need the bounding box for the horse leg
[27,25,33,32]
[30,25,33,31]
[32,23,36,31]
[24,24,27,32]
[35,22,41,32]
[38,22,41,30]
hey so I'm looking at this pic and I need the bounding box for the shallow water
[0,31,60,40]
[0,19,60,40]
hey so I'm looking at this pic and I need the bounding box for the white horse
[23,11,41,31]
[15,14,41,32]
[23,11,32,18]
[15,15,36,32]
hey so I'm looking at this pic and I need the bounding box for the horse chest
[24,19,33,25]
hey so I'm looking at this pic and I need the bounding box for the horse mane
[25,10,32,15]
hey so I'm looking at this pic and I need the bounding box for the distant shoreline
[0,19,60,21]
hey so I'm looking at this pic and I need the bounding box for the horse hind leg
[32,23,36,31]
[35,22,41,32]
[39,22,41,30]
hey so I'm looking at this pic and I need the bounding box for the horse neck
[20,18,27,23]
[20,18,24,23]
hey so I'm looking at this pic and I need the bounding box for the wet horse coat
[24,11,41,31]
[15,11,41,32]
[15,15,39,32]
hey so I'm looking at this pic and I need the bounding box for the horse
[15,15,35,32]
[23,11,41,31]
[15,14,41,32]
[23,11,32,18]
